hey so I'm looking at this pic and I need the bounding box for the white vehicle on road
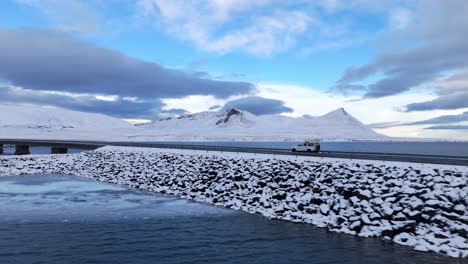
[291,140,321,152]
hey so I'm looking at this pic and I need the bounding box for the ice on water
[0,174,232,222]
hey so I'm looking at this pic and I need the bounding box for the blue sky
[1,0,468,139]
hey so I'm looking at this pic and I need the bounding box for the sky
[0,0,468,139]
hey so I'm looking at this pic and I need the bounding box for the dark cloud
[425,125,468,130]
[209,105,221,110]
[366,121,403,129]
[405,111,468,125]
[0,28,254,100]
[334,1,468,100]
[0,85,161,119]
[364,110,468,130]
[366,111,468,129]
[405,69,468,111]
[223,96,293,115]
[406,91,468,111]
[336,40,468,99]
[160,108,188,115]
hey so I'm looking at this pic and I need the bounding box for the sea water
[0,174,460,264]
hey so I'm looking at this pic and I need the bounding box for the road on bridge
[1,139,467,166]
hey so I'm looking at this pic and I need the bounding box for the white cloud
[15,0,101,35]
[208,0,274,21]
[136,0,415,56]
[162,95,230,113]
[136,0,315,56]
[139,0,272,22]
[389,8,412,31]
[206,10,310,55]
[95,95,118,101]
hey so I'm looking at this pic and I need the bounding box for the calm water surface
[0,174,462,264]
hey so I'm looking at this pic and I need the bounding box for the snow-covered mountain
[140,108,387,141]
[0,105,134,129]
[0,104,387,141]
[0,104,138,140]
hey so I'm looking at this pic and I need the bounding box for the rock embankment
[0,147,467,258]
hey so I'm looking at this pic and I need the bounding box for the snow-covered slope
[0,104,139,140]
[0,105,134,129]
[140,108,387,141]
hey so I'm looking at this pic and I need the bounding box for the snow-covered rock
[0,147,466,258]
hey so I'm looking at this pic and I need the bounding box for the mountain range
[0,104,387,141]
[140,107,387,141]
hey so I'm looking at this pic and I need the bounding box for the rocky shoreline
[0,147,467,258]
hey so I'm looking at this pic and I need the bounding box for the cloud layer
[0,27,256,118]
[0,28,254,99]
[223,96,293,115]
[425,125,468,130]
[136,0,379,56]
[0,85,161,118]
[405,69,468,111]
[407,111,468,125]
[138,0,310,56]
[335,0,468,104]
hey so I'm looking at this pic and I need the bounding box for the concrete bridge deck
[1,139,467,166]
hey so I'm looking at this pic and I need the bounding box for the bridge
[1,139,467,166]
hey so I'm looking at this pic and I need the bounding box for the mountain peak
[216,108,243,125]
[224,108,242,114]
[322,107,349,118]
[317,107,371,130]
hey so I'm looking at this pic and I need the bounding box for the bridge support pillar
[14,145,30,155]
[51,147,68,154]
[0,144,3,155]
